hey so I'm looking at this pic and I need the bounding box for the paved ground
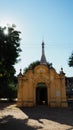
[0,102,73,130]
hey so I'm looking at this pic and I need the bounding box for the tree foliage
[24,60,54,74]
[24,61,40,73]
[0,25,21,98]
[68,52,73,67]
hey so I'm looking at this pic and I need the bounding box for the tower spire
[40,41,47,65]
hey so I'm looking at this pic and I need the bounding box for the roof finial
[40,41,47,65]
[18,68,22,77]
[60,67,65,75]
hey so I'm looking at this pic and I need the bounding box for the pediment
[34,64,49,74]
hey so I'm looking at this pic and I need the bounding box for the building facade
[17,42,67,107]
[65,77,73,96]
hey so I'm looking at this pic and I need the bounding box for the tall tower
[40,41,47,65]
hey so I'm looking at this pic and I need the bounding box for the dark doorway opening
[36,83,48,105]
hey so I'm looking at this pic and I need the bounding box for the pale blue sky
[0,0,73,77]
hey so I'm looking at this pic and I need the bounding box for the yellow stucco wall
[17,64,68,107]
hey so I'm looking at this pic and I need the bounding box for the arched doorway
[36,83,48,105]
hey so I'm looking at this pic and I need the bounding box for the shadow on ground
[21,105,73,128]
[0,102,73,130]
[0,100,16,110]
[0,115,42,130]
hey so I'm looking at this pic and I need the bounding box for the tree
[24,60,54,74]
[24,61,40,74]
[68,52,73,67]
[0,24,21,98]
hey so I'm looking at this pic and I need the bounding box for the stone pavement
[0,102,73,130]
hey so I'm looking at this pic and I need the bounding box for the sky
[0,0,73,77]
